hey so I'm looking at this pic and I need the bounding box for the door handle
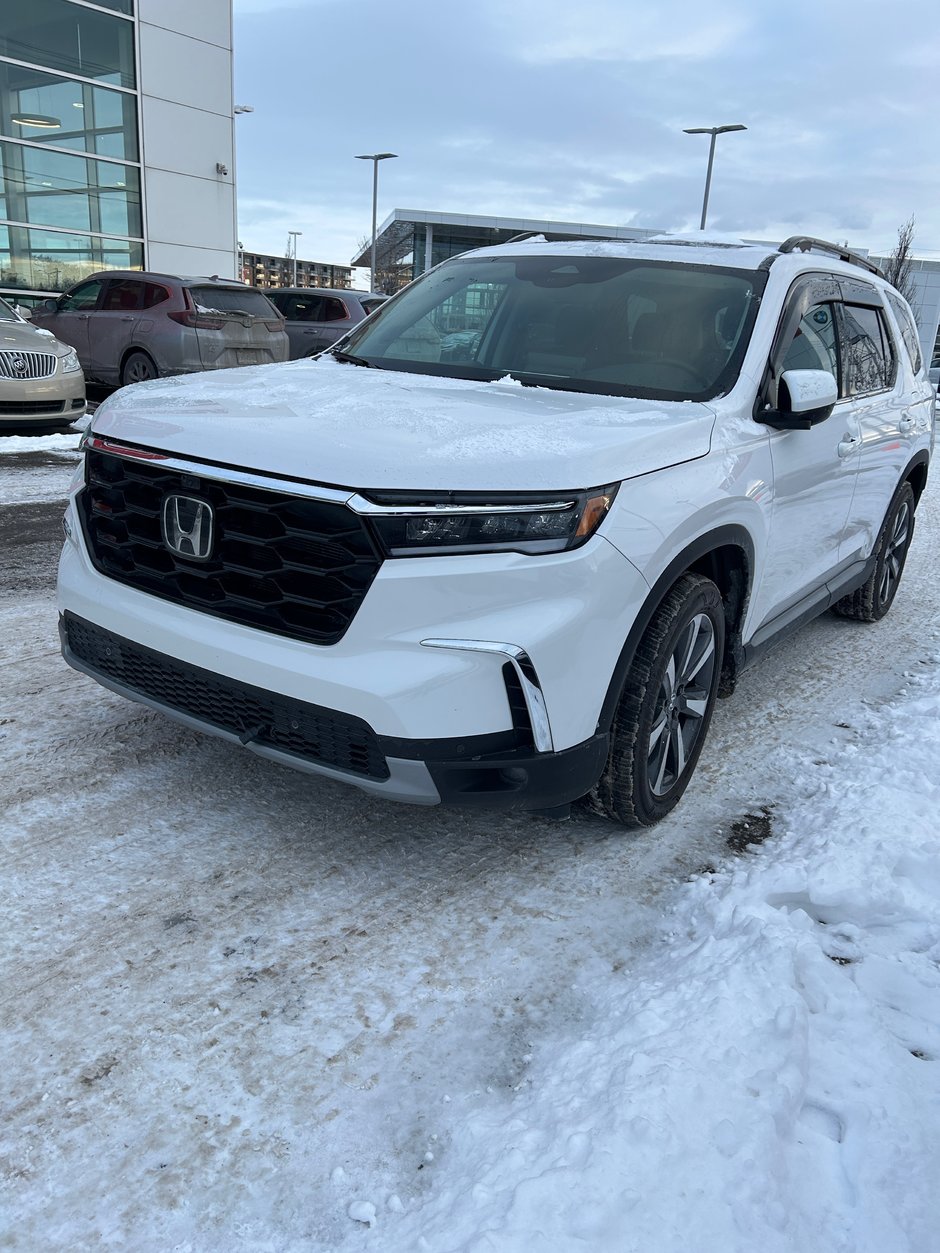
[120,315,135,322]
[899,415,914,435]
[837,435,860,458]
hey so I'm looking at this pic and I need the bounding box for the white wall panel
[141,96,233,181]
[137,0,232,49]
[147,241,237,279]
[138,24,232,116]
[145,168,235,261]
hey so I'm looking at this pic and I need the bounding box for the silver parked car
[265,288,388,359]
[0,296,85,429]
[32,271,289,386]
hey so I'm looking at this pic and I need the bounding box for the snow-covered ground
[1,436,939,1251]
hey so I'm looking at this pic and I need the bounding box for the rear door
[838,281,930,563]
[184,285,287,369]
[268,292,326,359]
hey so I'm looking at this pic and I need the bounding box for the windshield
[342,254,765,401]
[0,297,17,321]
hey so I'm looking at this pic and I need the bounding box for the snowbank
[382,669,940,1251]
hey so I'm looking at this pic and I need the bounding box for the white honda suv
[58,235,934,825]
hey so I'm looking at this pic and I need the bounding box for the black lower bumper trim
[425,735,610,813]
[60,611,609,813]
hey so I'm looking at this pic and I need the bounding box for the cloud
[485,0,751,63]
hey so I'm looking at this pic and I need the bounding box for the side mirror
[758,368,838,430]
[40,298,58,314]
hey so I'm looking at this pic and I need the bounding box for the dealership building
[1,0,238,303]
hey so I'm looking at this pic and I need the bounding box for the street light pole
[232,105,254,280]
[683,124,747,230]
[354,152,397,291]
[287,230,302,285]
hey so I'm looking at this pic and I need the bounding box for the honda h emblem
[162,494,214,560]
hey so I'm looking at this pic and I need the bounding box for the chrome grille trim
[0,350,58,380]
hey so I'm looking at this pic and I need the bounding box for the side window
[322,298,348,321]
[101,279,143,311]
[781,303,839,376]
[885,290,922,373]
[284,295,323,321]
[840,304,895,395]
[59,279,104,312]
[142,283,170,309]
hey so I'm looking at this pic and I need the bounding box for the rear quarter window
[884,289,922,373]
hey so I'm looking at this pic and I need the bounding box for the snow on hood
[90,357,716,492]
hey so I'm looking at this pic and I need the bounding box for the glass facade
[0,0,141,294]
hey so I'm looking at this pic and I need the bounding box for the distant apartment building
[1,0,237,303]
[240,249,352,290]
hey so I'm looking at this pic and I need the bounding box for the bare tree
[883,217,917,305]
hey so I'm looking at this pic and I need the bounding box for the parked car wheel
[832,481,915,622]
[587,574,724,827]
[121,351,158,386]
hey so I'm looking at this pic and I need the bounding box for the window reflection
[0,63,138,161]
[0,141,141,238]
[0,0,136,90]
[841,305,894,395]
[0,222,142,291]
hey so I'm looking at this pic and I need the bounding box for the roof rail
[778,236,884,279]
[502,231,622,245]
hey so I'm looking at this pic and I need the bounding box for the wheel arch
[597,525,754,733]
[119,345,158,379]
[904,450,929,506]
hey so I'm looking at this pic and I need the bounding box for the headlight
[349,485,618,556]
[60,348,82,374]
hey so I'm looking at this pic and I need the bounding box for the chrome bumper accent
[420,637,555,753]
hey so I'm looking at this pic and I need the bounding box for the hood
[0,320,67,354]
[90,357,717,492]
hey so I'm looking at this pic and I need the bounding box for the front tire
[121,351,158,386]
[832,481,915,622]
[588,573,724,827]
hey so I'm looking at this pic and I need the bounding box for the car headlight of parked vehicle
[60,348,82,373]
[350,485,619,556]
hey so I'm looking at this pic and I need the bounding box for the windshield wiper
[329,348,372,367]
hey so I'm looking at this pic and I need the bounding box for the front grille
[0,399,66,415]
[0,350,57,380]
[79,448,383,645]
[63,613,390,781]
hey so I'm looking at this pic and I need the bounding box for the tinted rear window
[187,287,278,317]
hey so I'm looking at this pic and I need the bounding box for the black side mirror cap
[756,403,834,431]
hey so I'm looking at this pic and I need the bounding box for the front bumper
[60,611,609,810]
[58,486,648,810]
[0,370,85,426]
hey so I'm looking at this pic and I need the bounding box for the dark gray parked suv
[32,271,289,386]
[266,287,387,359]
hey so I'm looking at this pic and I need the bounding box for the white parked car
[58,235,933,826]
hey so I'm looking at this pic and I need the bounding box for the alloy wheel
[647,612,717,797]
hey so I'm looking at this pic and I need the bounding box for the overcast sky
[232,0,940,277]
